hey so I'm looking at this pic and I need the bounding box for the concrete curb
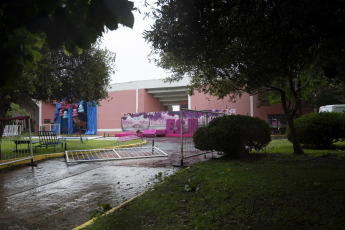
[72,190,146,230]
[0,153,65,170]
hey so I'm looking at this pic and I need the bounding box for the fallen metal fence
[65,144,168,163]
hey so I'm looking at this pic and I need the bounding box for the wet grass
[84,139,345,230]
[255,139,345,159]
[1,138,145,156]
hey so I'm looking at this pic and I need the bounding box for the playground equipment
[0,116,35,166]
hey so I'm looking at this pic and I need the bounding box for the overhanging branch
[265,84,284,93]
[297,74,312,92]
[288,75,300,115]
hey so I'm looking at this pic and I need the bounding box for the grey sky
[101,4,169,84]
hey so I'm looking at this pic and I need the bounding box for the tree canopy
[145,0,345,154]
[0,43,115,121]
[1,0,134,88]
[23,43,115,104]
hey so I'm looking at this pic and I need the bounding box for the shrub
[286,112,345,149]
[193,115,271,158]
[193,127,210,151]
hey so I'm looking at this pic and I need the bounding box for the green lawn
[84,139,345,230]
[32,138,144,155]
[255,138,345,158]
[1,138,145,156]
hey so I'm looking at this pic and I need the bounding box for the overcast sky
[100,4,169,84]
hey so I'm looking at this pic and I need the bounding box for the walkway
[0,137,216,230]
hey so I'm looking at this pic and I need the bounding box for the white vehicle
[319,104,345,113]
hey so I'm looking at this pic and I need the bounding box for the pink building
[38,78,313,135]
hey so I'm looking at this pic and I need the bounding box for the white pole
[250,95,254,117]
[38,100,42,129]
[188,94,191,109]
[180,110,184,166]
[136,89,139,113]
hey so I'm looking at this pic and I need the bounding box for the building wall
[97,89,166,135]
[253,103,285,121]
[190,91,251,115]
[39,79,316,135]
[41,102,56,125]
[190,91,314,123]
[252,96,314,121]
[97,90,137,135]
[139,89,164,112]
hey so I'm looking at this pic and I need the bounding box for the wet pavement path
[0,137,216,230]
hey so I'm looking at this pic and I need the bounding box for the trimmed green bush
[193,115,271,158]
[286,112,345,149]
[193,127,210,151]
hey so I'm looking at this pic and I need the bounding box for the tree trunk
[279,81,304,155]
[286,114,304,155]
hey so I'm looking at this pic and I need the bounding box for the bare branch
[264,84,284,93]
[288,75,300,115]
[297,74,312,92]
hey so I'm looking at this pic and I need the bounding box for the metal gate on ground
[0,116,35,166]
[65,145,168,163]
[65,109,227,165]
[180,109,225,166]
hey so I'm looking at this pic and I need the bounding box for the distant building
[38,78,313,135]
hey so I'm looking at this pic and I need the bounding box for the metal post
[180,110,184,166]
[28,118,37,167]
[79,117,83,143]
[152,140,155,155]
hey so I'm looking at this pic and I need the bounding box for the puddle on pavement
[0,158,178,230]
[0,137,218,230]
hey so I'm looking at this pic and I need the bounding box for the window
[267,114,287,134]
[180,104,188,110]
[44,119,51,124]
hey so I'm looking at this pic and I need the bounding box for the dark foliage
[287,112,345,149]
[193,115,271,158]
[145,0,345,155]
